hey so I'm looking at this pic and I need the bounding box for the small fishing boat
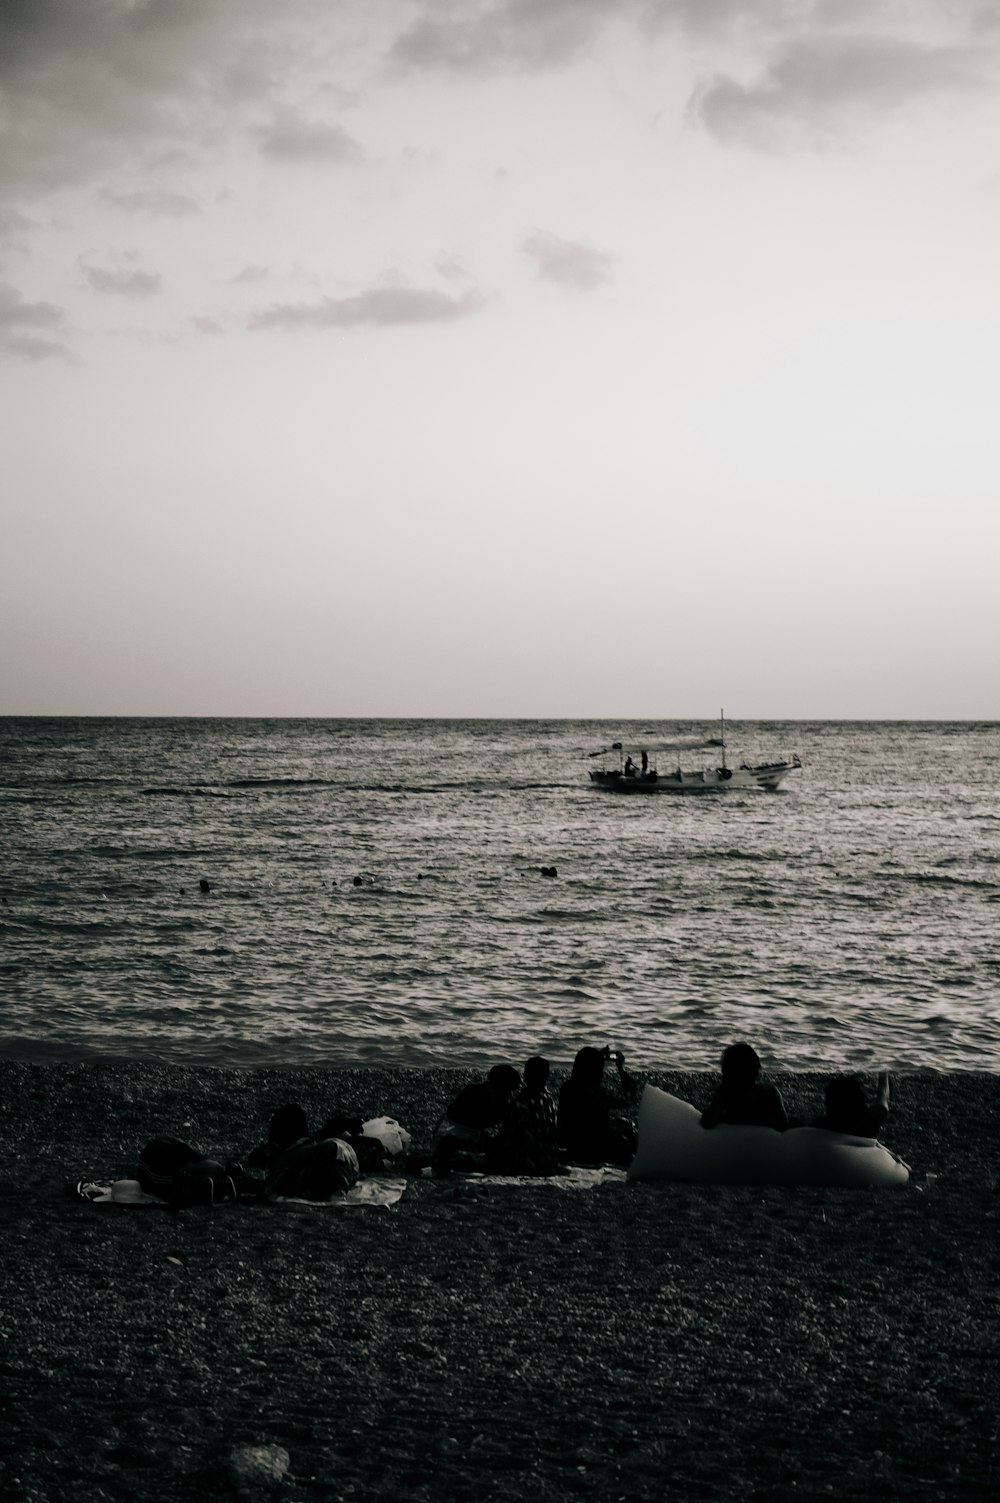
[587,714,801,793]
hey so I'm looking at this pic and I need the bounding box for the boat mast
[720,709,726,770]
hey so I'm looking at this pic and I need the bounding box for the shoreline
[2,1061,998,1501]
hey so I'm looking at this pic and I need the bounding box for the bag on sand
[136,1136,238,1208]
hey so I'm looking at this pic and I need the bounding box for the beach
[1,1061,998,1502]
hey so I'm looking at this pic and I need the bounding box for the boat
[587,713,801,793]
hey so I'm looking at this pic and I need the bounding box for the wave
[3,917,117,935]
[91,845,217,859]
[227,777,340,789]
[141,777,580,797]
[687,848,779,864]
[141,787,240,798]
[4,914,203,936]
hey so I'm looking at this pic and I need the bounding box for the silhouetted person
[558,1046,638,1167]
[812,1072,891,1138]
[250,1100,389,1176]
[135,1136,252,1206]
[492,1056,561,1175]
[249,1101,358,1199]
[431,1064,521,1175]
[266,1103,310,1152]
[701,1043,789,1131]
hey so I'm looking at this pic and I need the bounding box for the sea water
[2,717,998,1072]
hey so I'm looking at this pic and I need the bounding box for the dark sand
[1,1061,998,1502]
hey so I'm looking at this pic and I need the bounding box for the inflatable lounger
[628,1086,909,1187]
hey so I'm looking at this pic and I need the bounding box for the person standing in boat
[624,755,637,778]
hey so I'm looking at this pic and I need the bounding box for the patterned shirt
[493,1086,560,1175]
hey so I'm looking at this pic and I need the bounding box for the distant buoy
[353,876,363,887]
[199,879,211,894]
[540,865,558,878]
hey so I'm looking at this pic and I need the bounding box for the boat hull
[589,758,799,793]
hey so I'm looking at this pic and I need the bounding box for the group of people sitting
[430,1041,892,1180]
[430,1045,640,1178]
[700,1042,892,1138]
[120,1041,891,1206]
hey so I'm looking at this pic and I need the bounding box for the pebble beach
[2,1060,998,1502]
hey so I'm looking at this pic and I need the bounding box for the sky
[2,0,999,719]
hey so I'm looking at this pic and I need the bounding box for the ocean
[2,717,998,1073]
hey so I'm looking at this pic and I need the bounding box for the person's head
[488,1064,521,1097]
[570,1046,606,1086]
[824,1076,867,1129]
[269,1102,309,1150]
[720,1043,761,1090]
[524,1055,550,1090]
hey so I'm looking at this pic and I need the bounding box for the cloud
[78,255,164,297]
[0,203,32,239]
[230,263,271,284]
[382,0,1000,166]
[691,28,994,149]
[257,109,364,163]
[435,251,471,283]
[0,1,358,199]
[191,314,225,335]
[521,230,616,291]
[0,0,209,193]
[389,0,619,75]
[385,0,901,75]
[4,0,995,216]
[248,283,488,331]
[100,185,201,216]
[0,277,73,360]
[0,277,66,327]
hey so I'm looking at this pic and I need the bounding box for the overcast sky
[2,0,999,718]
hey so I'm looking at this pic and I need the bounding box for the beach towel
[268,1175,407,1207]
[69,1175,408,1208]
[424,1165,628,1190]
